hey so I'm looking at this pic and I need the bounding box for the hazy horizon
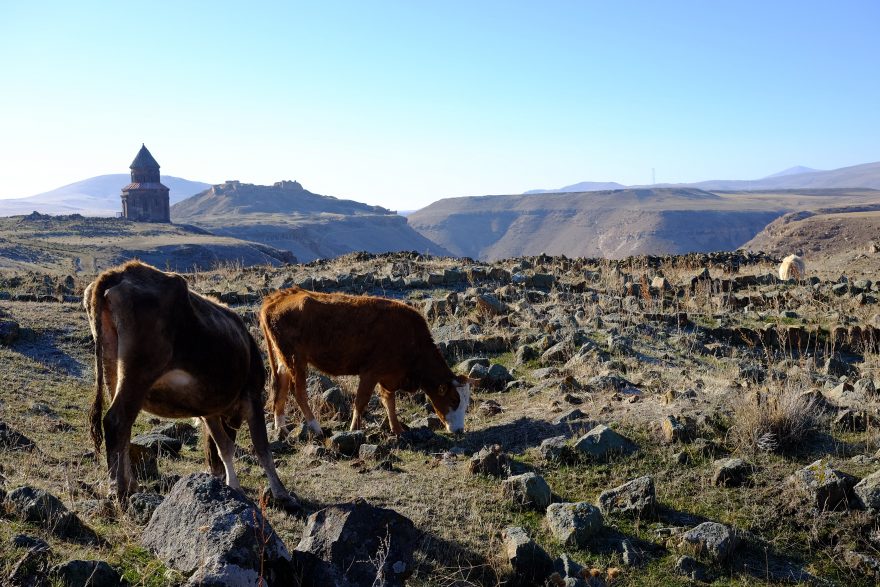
[1,1,878,210]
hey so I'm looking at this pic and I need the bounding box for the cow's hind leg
[103,380,144,502]
[202,416,240,489]
[292,362,323,438]
[272,366,293,434]
[244,395,300,512]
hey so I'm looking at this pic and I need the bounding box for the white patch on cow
[444,381,471,434]
[274,413,287,432]
[153,369,197,391]
[307,418,324,437]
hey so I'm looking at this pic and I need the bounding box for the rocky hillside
[408,188,880,261]
[172,180,450,262]
[1,250,880,585]
[0,213,294,274]
[744,203,880,257]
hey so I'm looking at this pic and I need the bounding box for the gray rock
[8,544,51,587]
[823,355,857,378]
[487,363,513,387]
[126,493,165,525]
[678,522,739,563]
[149,421,199,444]
[10,534,49,551]
[788,459,858,510]
[129,442,160,481]
[573,425,638,461]
[661,415,692,443]
[854,470,880,510]
[321,387,349,417]
[142,474,291,582]
[515,344,539,365]
[469,444,510,477]
[553,553,586,583]
[0,421,36,451]
[597,476,656,518]
[4,486,96,542]
[295,499,419,587]
[477,293,509,315]
[540,435,574,463]
[712,458,751,487]
[50,560,123,587]
[328,431,365,457]
[502,526,553,585]
[503,472,552,510]
[131,432,182,458]
[675,555,710,582]
[457,357,490,372]
[0,318,20,345]
[545,502,603,548]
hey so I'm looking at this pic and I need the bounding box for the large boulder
[141,474,291,585]
[295,499,419,587]
[573,425,638,461]
[545,502,603,548]
[502,526,554,586]
[597,476,656,518]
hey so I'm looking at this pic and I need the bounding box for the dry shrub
[730,386,826,453]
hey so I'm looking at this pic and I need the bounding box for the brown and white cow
[84,261,297,510]
[259,287,471,437]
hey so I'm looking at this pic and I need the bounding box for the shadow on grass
[9,326,86,377]
[460,416,594,454]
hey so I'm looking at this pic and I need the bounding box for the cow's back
[263,288,434,376]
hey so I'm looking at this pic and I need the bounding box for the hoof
[262,488,301,514]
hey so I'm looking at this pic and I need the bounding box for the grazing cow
[84,261,297,510]
[259,287,471,437]
[778,254,806,281]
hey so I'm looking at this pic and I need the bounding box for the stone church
[121,144,170,222]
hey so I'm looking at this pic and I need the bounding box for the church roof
[130,144,160,169]
[122,182,169,192]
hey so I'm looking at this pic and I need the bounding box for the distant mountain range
[0,174,211,217]
[172,180,450,262]
[525,161,880,194]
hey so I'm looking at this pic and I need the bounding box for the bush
[730,386,826,453]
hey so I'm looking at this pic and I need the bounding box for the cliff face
[172,181,449,262]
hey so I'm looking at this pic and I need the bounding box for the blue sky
[1,1,878,210]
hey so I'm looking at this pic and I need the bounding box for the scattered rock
[503,472,552,510]
[0,422,36,451]
[149,421,199,445]
[503,526,554,586]
[328,430,366,457]
[129,442,160,481]
[295,498,419,587]
[675,555,710,582]
[854,470,880,510]
[10,534,49,551]
[842,549,880,579]
[142,474,291,583]
[597,476,656,518]
[49,560,123,587]
[131,432,182,458]
[321,387,349,417]
[4,486,97,543]
[660,415,692,443]
[477,293,510,315]
[126,493,165,525]
[8,544,51,587]
[677,522,739,563]
[545,502,603,548]
[712,458,751,487]
[478,399,503,417]
[469,445,510,477]
[788,459,858,510]
[540,435,575,463]
[0,318,20,345]
[573,425,638,461]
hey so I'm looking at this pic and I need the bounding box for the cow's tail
[87,271,122,455]
[260,315,282,412]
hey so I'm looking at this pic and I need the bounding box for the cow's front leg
[349,376,377,431]
[378,386,406,435]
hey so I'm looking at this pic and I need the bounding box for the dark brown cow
[84,261,297,510]
[259,287,471,437]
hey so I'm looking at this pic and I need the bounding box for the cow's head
[430,375,471,434]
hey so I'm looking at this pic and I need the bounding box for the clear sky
[1,1,878,210]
